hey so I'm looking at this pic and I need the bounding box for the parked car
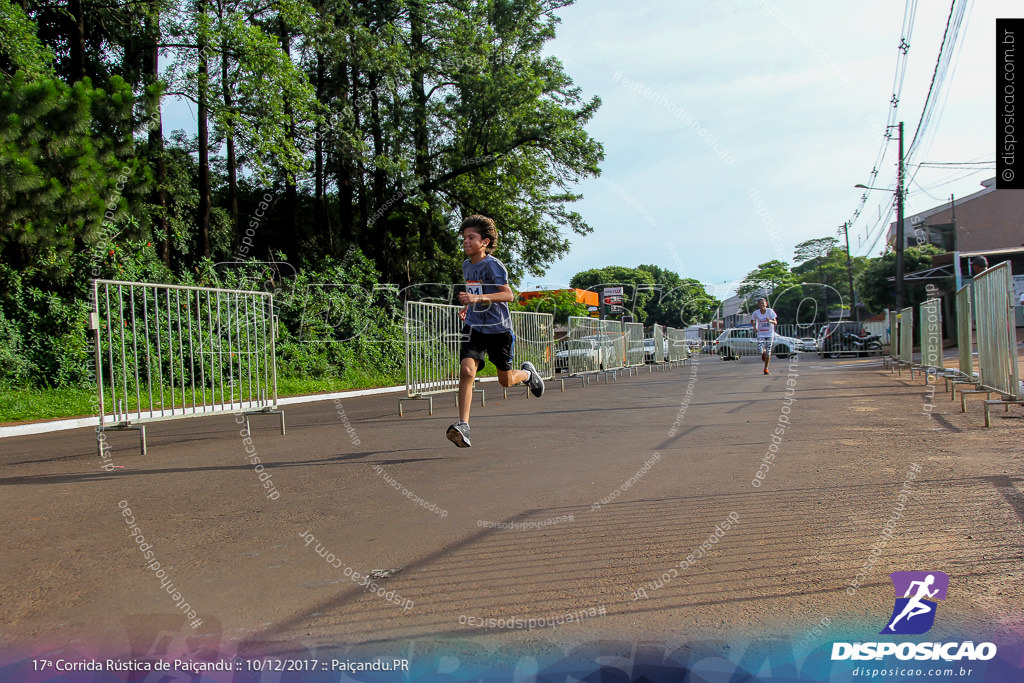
[554,339,601,373]
[713,327,800,359]
[817,321,869,357]
[585,334,622,365]
[798,337,818,352]
[642,337,669,362]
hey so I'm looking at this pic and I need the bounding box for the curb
[0,378,511,440]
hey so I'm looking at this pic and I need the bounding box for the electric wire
[852,0,975,257]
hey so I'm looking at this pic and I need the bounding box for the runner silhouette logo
[881,571,949,635]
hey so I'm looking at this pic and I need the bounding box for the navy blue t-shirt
[462,255,513,333]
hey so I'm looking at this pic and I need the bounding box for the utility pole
[895,121,905,310]
[841,222,857,320]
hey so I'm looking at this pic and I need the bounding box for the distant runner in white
[750,298,777,376]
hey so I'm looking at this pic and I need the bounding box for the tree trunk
[197,2,212,258]
[314,50,331,254]
[279,17,299,240]
[407,0,430,285]
[145,12,170,266]
[67,0,86,82]
[221,39,238,240]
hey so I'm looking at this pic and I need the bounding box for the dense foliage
[0,0,602,391]
[569,265,720,328]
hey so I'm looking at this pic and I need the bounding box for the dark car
[817,321,868,356]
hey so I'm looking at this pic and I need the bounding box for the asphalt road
[1,354,1022,670]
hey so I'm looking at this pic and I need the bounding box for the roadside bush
[0,244,405,399]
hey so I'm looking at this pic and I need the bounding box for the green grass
[0,361,521,424]
[0,368,407,424]
[0,386,99,423]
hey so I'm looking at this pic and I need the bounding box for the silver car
[714,327,800,359]
[554,339,601,373]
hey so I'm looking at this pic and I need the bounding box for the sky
[526,0,1010,300]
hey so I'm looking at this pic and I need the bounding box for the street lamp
[855,121,905,310]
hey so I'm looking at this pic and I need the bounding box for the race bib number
[466,281,482,296]
[758,319,771,332]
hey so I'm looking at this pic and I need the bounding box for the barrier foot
[98,422,147,457]
[947,378,972,400]
[959,389,992,413]
[983,399,1024,427]
[245,408,286,437]
[399,395,433,416]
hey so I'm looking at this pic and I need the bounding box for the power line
[851,0,975,258]
[906,0,972,174]
[844,0,918,244]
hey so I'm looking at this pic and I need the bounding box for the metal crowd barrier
[956,285,974,380]
[566,316,604,378]
[897,306,914,377]
[971,262,1023,426]
[401,301,464,415]
[566,317,625,382]
[91,279,283,456]
[625,322,645,370]
[507,309,560,396]
[402,302,557,413]
[886,309,899,370]
[947,283,978,402]
[666,327,689,363]
[605,320,627,371]
[652,324,666,365]
[918,298,943,381]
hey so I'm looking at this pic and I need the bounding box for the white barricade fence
[91,279,282,455]
[402,301,462,415]
[919,298,943,378]
[652,324,666,364]
[401,303,555,413]
[972,262,1023,425]
[511,310,556,381]
[625,322,645,368]
[666,327,690,362]
[898,306,914,369]
[567,316,605,376]
[863,320,889,343]
[956,284,974,380]
[604,320,627,370]
[775,323,801,339]
[887,309,899,366]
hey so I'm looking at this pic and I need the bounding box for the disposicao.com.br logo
[882,570,949,635]
[831,571,997,663]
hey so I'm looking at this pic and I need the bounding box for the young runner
[750,298,778,375]
[446,215,543,448]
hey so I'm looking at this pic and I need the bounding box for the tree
[570,266,656,323]
[635,264,718,327]
[793,237,839,265]
[737,260,795,302]
[0,1,55,79]
[855,244,948,313]
[0,73,137,272]
[313,0,604,286]
[511,289,589,325]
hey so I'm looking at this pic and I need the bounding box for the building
[884,177,1024,297]
[886,177,1024,254]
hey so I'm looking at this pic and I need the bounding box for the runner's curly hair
[459,215,498,254]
